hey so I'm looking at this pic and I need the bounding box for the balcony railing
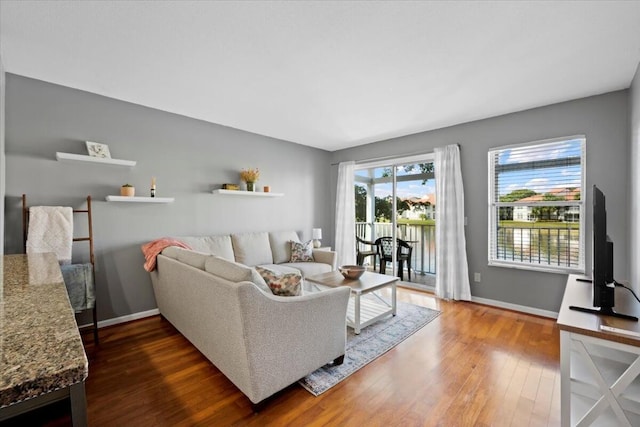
[356,222,436,275]
[496,225,580,268]
[356,222,580,277]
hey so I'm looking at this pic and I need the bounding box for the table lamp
[312,228,322,248]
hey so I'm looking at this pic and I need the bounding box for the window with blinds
[488,136,585,273]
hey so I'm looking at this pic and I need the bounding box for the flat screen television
[569,185,637,321]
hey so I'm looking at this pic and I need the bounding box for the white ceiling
[1,1,640,151]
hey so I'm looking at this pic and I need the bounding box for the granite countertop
[0,253,88,408]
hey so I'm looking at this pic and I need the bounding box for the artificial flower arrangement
[240,168,260,183]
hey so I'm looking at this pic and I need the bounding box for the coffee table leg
[392,281,397,316]
[354,293,361,334]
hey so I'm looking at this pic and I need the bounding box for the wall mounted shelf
[105,196,174,203]
[56,152,137,167]
[212,189,284,198]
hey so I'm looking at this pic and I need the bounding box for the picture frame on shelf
[85,141,111,158]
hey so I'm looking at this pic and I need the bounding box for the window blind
[488,136,585,273]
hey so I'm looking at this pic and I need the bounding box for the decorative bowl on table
[339,265,366,280]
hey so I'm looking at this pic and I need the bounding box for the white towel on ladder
[26,206,74,264]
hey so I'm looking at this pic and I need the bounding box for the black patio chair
[356,235,378,267]
[375,237,413,281]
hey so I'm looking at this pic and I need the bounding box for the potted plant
[239,168,260,192]
[120,183,135,197]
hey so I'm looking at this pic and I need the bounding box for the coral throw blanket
[142,238,191,272]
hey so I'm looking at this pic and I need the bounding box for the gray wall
[0,57,5,257]
[331,91,630,313]
[631,63,640,293]
[4,73,633,317]
[4,74,333,322]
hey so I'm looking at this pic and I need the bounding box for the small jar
[121,186,135,197]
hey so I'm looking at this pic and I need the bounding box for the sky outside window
[356,166,436,199]
[496,138,583,196]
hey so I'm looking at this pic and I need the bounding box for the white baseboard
[471,296,558,319]
[399,282,558,319]
[79,293,557,332]
[79,308,160,329]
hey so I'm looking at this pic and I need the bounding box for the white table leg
[560,331,571,427]
[392,281,397,316]
[354,293,361,334]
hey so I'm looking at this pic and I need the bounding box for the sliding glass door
[354,154,436,283]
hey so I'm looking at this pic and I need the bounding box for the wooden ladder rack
[22,194,99,344]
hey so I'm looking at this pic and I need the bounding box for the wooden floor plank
[530,370,556,427]
[548,370,563,427]
[0,288,561,427]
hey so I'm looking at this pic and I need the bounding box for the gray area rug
[298,301,441,396]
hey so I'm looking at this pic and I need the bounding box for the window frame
[488,135,586,274]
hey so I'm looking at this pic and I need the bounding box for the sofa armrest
[236,283,350,403]
[312,249,337,270]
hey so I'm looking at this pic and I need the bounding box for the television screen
[593,185,614,309]
[569,185,637,321]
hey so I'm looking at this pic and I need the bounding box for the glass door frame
[354,152,435,278]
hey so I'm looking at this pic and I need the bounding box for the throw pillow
[255,266,302,296]
[290,240,314,262]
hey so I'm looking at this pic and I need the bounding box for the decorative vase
[246,182,255,192]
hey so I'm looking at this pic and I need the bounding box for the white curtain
[335,161,356,266]
[435,145,471,301]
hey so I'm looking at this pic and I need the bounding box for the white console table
[557,275,640,426]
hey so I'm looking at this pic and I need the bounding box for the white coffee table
[306,271,397,334]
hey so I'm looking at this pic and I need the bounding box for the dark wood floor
[2,288,561,426]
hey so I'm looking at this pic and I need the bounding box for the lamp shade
[312,228,322,240]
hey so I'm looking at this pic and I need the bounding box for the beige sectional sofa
[149,230,350,408]
[179,230,337,277]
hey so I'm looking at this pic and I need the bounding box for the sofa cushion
[269,231,300,264]
[255,266,302,296]
[204,255,270,294]
[161,246,209,270]
[280,262,332,278]
[290,240,314,262]
[257,263,301,276]
[231,232,273,267]
[177,235,235,261]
